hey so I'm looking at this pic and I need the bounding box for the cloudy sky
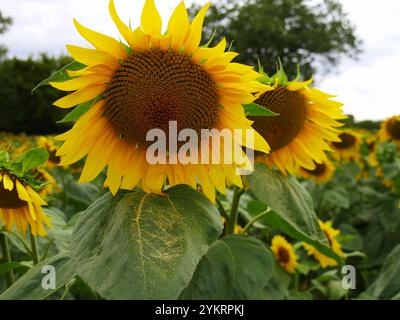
[1,0,399,120]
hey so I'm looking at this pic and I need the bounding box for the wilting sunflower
[271,235,298,273]
[250,65,346,174]
[330,129,361,162]
[297,158,335,183]
[50,0,270,202]
[0,171,51,236]
[303,220,344,268]
[379,115,400,148]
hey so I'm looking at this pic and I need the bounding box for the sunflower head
[271,235,298,273]
[297,158,335,183]
[0,149,51,236]
[379,115,400,148]
[330,129,362,162]
[251,63,346,174]
[49,0,271,202]
[303,220,344,268]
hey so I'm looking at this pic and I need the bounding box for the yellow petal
[141,0,162,36]
[53,85,105,108]
[185,2,210,53]
[168,1,190,49]
[50,74,110,91]
[3,174,13,191]
[73,19,127,59]
[26,186,47,206]
[16,180,31,202]
[67,45,118,68]
[109,0,134,48]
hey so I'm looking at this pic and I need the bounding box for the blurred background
[0,0,398,134]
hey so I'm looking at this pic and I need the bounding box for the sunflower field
[1,0,400,303]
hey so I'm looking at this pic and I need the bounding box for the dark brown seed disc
[249,86,307,151]
[332,133,356,149]
[387,119,400,140]
[277,247,290,263]
[104,48,220,147]
[302,162,327,177]
[0,175,26,209]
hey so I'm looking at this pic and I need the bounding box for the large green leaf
[181,235,275,300]
[262,265,291,300]
[0,252,77,300]
[366,244,400,299]
[70,185,223,300]
[248,163,342,263]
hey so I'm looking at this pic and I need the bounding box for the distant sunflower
[251,65,346,174]
[365,136,379,167]
[303,220,344,268]
[35,168,58,196]
[271,235,298,273]
[330,129,361,162]
[297,158,335,183]
[379,115,400,148]
[50,0,270,202]
[37,136,60,168]
[0,171,51,236]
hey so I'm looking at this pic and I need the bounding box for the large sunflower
[379,115,400,148]
[303,220,344,268]
[330,129,362,162]
[0,171,51,236]
[297,158,335,184]
[271,235,298,273]
[50,0,270,202]
[250,65,346,174]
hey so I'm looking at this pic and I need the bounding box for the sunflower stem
[0,232,15,287]
[29,231,39,265]
[242,210,269,234]
[226,187,244,235]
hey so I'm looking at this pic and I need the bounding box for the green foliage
[189,0,362,79]
[181,235,275,299]
[247,163,342,263]
[0,54,72,134]
[70,186,223,299]
[243,103,278,117]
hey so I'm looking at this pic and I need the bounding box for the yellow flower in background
[36,136,60,168]
[0,171,51,237]
[376,167,395,190]
[297,158,335,183]
[50,0,270,202]
[379,115,400,148]
[303,220,344,268]
[330,129,361,162]
[251,65,346,174]
[35,168,58,196]
[365,136,379,167]
[271,235,298,273]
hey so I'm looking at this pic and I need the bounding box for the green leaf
[57,100,95,123]
[262,265,291,300]
[18,148,49,173]
[70,185,223,300]
[0,261,30,274]
[366,244,400,299]
[0,252,77,300]
[31,61,85,93]
[181,235,275,299]
[243,103,278,117]
[248,163,343,263]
